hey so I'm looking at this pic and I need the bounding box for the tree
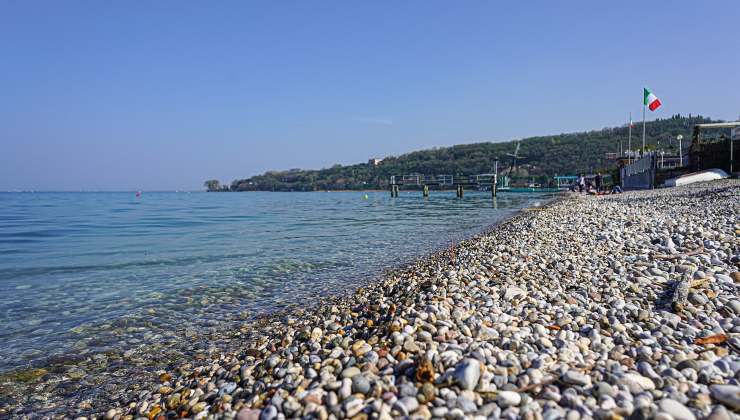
[204,180,221,191]
[222,116,718,191]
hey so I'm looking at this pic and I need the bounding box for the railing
[657,155,686,169]
[621,152,656,190]
[390,174,455,185]
[623,152,653,176]
[389,173,500,198]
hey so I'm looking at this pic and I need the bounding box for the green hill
[225,114,717,191]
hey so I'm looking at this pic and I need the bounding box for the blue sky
[1,1,739,190]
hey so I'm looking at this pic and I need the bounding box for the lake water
[0,191,553,372]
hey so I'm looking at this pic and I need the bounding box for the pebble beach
[6,180,740,419]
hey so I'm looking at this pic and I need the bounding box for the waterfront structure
[691,122,740,174]
[554,175,578,190]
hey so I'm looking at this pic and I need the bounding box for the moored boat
[665,169,729,187]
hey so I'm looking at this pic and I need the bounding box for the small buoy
[363,194,369,200]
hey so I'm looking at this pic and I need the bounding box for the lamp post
[676,134,683,167]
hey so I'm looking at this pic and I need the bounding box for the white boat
[665,169,729,187]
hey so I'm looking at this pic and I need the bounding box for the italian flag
[644,87,662,111]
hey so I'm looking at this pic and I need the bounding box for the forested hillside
[223,115,717,191]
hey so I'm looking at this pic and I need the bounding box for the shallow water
[0,190,553,371]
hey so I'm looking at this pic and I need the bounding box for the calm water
[0,191,551,371]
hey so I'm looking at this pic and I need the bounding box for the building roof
[695,122,740,129]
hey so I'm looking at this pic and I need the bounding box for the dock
[388,173,560,197]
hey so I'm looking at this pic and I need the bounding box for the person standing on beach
[577,174,585,193]
[595,172,603,193]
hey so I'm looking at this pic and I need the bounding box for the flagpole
[642,99,646,155]
[628,112,632,164]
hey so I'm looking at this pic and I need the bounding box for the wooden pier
[389,172,499,198]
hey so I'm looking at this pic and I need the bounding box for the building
[368,158,383,166]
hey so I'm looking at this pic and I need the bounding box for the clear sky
[1,1,739,191]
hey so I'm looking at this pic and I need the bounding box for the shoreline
[3,182,739,418]
[210,190,564,194]
[0,195,557,417]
